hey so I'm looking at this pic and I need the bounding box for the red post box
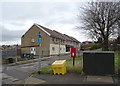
[71,48,76,58]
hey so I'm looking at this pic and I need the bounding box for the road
[2,53,82,84]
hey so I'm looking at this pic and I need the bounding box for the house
[2,45,21,58]
[21,23,80,56]
[0,46,4,50]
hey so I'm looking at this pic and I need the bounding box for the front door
[30,47,36,55]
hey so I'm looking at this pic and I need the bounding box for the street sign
[38,34,42,43]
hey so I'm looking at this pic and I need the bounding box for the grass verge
[66,56,83,74]
[114,51,119,73]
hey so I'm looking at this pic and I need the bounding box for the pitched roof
[35,24,51,36]
[36,24,63,39]
[53,30,71,40]
[35,23,80,43]
[69,36,80,43]
[64,34,79,42]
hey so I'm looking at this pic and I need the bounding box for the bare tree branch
[78,1,120,50]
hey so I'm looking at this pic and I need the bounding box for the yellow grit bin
[51,60,66,75]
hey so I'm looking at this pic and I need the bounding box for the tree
[78,1,120,51]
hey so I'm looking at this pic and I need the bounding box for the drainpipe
[59,39,60,57]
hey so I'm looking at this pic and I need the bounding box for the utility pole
[38,43,41,74]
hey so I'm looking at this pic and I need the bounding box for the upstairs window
[56,39,58,42]
[52,47,55,51]
[60,48,62,51]
[52,38,54,42]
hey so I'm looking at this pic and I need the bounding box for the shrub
[90,44,101,50]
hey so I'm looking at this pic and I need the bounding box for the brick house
[21,23,80,56]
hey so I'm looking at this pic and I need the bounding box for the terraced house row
[21,23,80,56]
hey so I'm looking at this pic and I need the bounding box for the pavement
[23,73,118,85]
[32,73,86,84]
[86,76,114,84]
[25,73,118,84]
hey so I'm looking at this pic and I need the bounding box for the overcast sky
[0,1,91,45]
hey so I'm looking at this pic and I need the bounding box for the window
[52,38,54,42]
[56,39,58,42]
[63,40,65,43]
[52,47,55,51]
[30,47,36,55]
[61,40,64,43]
[31,38,35,42]
[66,45,71,52]
[60,48,62,51]
[59,39,61,42]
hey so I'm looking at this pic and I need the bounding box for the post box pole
[73,58,75,66]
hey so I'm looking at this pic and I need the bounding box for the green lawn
[32,50,119,75]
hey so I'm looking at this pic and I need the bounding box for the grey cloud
[1,2,84,44]
[10,22,24,26]
[2,2,80,24]
[2,26,25,41]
